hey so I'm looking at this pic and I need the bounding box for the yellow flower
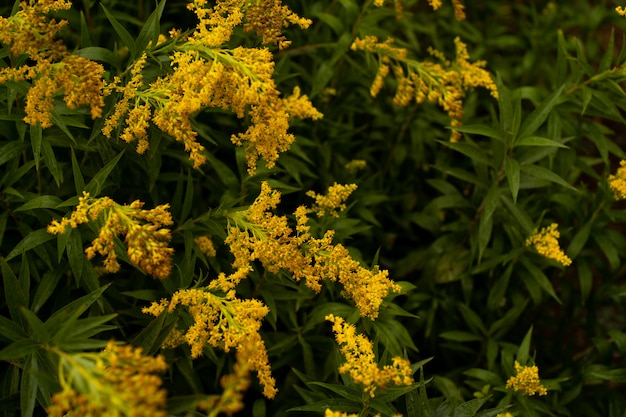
[306,183,358,217]
[47,341,168,417]
[0,1,108,128]
[142,288,277,399]
[608,160,626,200]
[195,235,217,257]
[326,314,413,397]
[505,361,548,396]
[526,223,572,267]
[345,159,367,173]
[496,413,514,417]
[352,35,497,142]
[220,182,401,318]
[617,6,626,17]
[48,192,175,279]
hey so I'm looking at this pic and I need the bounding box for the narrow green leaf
[31,266,64,313]
[593,233,620,271]
[15,195,63,212]
[44,284,110,334]
[79,10,92,47]
[578,260,592,305]
[453,396,489,417]
[504,157,520,203]
[517,326,534,365]
[463,368,503,386]
[30,123,42,168]
[5,229,55,262]
[514,136,569,148]
[451,124,505,141]
[567,221,591,260]
[131,310,179,356]
[135,0,166,53]
[0,339,38,361]
[287,399,361,413]
[41,139,63,187]
[521,257,561,303]
[71,149,86,195]
[457,303,488,336]
[20,354,38,417]
[180,169,194,222]
[2,258,28,323]
[517,84,565,140]
[20,307,49,343]
[67,228,85,286]
[477,213,493,264]
[100,4,136,59]
[437,140,494,167]
[76,47,119,67]
[520,164,577,191]
[85,150,125,196]
[0,142,29,167]
[0,315,27,342]
[439,331,482,342]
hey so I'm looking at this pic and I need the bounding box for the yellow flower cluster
[351,36,497,142]
[617,6,626,17]
[47,341,168,417]
[496,413,514,417]
[142,288,277,399]
[505,361,548,396]
[427,0,465,19]
[0,0,108,128]
[306,183,358,217]
[48,192,174,279]
[326,314,413,397]
[608,160,626,200]
[195,235,217,257]
[526,223,572,267]
[103,0,321,170]
[217,182,400,318]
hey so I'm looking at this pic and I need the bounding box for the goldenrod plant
[1,1,626,416]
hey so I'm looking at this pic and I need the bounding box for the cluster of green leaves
[1,0,626,417]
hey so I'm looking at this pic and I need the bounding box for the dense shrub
[1,1,626,416]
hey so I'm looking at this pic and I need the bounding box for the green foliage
[1,0,626,416]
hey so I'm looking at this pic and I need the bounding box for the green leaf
[463,368,503,386]
[516,84,565,140]
[514,136,569,148]
[0,315,27,342]
[451,124,505,142]
[0,339,38,361]
[439,331,482,342]
[76,47,119,67]
[5,229,55,262]
[520,164,577,191]
[578,260,592,306]
[31,266,64,314]
[136,0,167,53]
[567,221,591,260]
[453,396,489,417]
[521,257,561,303]
[100,4,136,60]
[457,303,487,336]
[504,157,520,203]
[517,326,534,365]
[30,123,42,168]
[0,142,29,167]
[593,232,620,271]
[44,284,110,334]
[41,139,63,187]
[437,140,494,167]
[70,149,86,195]
[15,195,62,212]
[20,307,50,343]
[132,310,179,356]
[2,258,28,323]
[20,354,38,417]
[85,150,125,196]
